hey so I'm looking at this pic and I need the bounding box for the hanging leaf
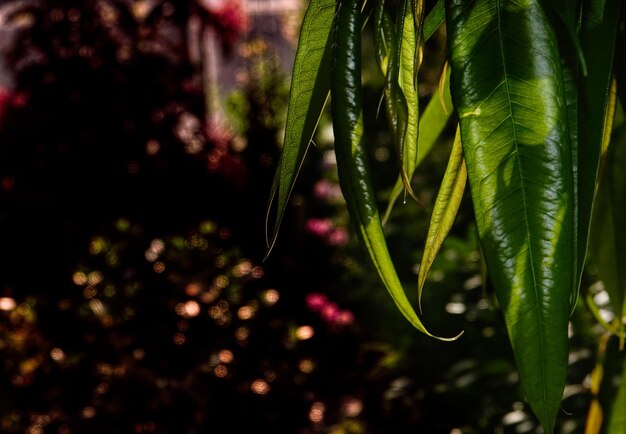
[417,126,466,307]
[332,0,460,340]
[423,0,445,40]
[396,0,420,199]
[265,0,335,255]
[446,0,574,431]
[383,65,453,224]
[374,0,400,138]
[590,109,626,347]
[574,0,621,293]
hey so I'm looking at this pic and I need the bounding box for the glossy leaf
[397,0,420,199]
[374,0,399,137]
[575,0,621,293]
[542,0,587,75]
[383,66,453,225]
[423,0,445,41]
[331,0,458,340]
[446,0,574,431]
[546,0,581,312]
[417,126,466,306]
[265,0,335,255]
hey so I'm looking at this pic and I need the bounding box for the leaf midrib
[495,0,549,422]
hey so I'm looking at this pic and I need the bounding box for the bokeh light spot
[0,297,17,311]
[50,348,65,362]
[185,283,201,296]
[81,407,95,419]
[237,305,254,320]
[341,397,363,417]
[214,365,228,378]
[262,289,279,305]
[298,359,314,373]
[182,300,200,317]
[309,402,325,423]
[72,272,87,285]
[235,327,249,341]
[87,271,103,285]
[173,333,186,345]
[250,379,270,395]
[296,326,314,340]
[218,349,234,363]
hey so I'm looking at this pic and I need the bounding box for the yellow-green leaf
[417,126,466,306]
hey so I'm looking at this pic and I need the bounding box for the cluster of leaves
[0,1,544,433]
[268,0,626,432]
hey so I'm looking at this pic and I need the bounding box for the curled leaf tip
[432,329,464,342]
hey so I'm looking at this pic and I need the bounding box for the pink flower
[321,302,340,322]
[327,228,349,246]
[313,180,342,202]
[202,0,249,46]
[335,310,355,326]
[306,293,327,311]
[305,218,333,237]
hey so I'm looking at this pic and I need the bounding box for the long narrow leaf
[397,0,420,199]
[574,0,621,295]
[332,0,459,341]
[423,0,445,41]
[374,0,399,137]
[446,0,574,431]
[265,0,335,256]
[383,65,453,224]
[590,116,626,348]
[417,126,466,307]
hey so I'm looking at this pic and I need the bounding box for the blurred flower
[335,310,354,326]
[305,218,333,237]
[206,117,248,188]
[201,0,249,48]
[306,292,354,328]
[313,180,343,203]
[321,302,340,322]
[0,86,30,127]
[327,228,349,246]
[306,293,328,311]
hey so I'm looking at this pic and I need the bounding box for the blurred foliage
[0,1,613,433]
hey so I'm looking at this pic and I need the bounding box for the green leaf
[265,0,335,256]
[397,0,420,199]
[417,126,467,307]
[332,0,459,341]
[542,0,587,75]
[374,0,400,138]
[382,66,453,225]
[423,0,445,41]
[446,0,574,431]
[590,118,626,346]
[575,0,621,293]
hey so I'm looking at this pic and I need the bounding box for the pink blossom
[202,0,249,46]
[327,228,349,246]
[313,180,343,202]
[335,310,355,326]
[321,302,340,322]
[306,293,327,311]
[305,218,333,237]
